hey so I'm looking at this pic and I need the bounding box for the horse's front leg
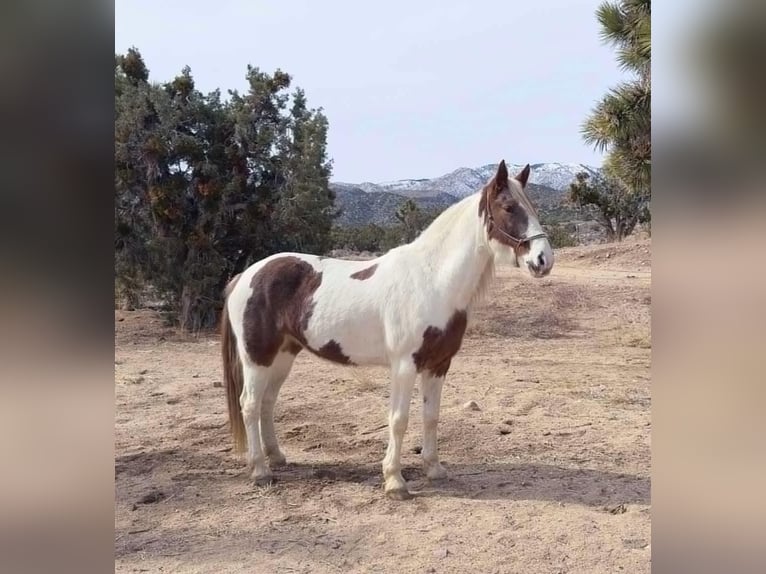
[382,359,417,500]
[420,372,448,480]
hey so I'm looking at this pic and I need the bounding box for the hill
[331,162,599,227]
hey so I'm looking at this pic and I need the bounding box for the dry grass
[555,238,651,271]
[468,281,594,340]
[621,329,652,349]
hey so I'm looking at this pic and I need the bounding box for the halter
[484,187,548,249]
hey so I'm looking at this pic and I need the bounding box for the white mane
[408,192,496,311]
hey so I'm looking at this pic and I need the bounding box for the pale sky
[115,0,627,182]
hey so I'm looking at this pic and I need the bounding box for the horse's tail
[221,276,246,453]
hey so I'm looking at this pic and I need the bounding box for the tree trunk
[615,218,625,241]
[179,284,218,332]
[601,214,617,242]
[624,216,639,239]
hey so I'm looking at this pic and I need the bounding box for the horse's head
[480,160,554,278]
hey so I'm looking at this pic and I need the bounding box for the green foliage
[569,172,648,241]
[397,200,438,239]
[330,201,444,253]
[394,199,421,243]
[116,47,149,85]
[271,87,336,255]
[387,201,442,248]
[582,0,651,195]
[331,224,386,253]
[543,223,579,248]
[595,0,650,77]
[115,49,335,330]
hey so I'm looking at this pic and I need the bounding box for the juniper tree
[114,50,336,329]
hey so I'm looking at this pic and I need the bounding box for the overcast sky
[115,0,628,182]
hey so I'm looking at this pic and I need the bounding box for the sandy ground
[115,239,651,573]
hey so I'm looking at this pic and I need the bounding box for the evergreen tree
[114,49,337,330]
[569,171,647,241]
[273,88,335,254]
[394,199,422,244]
[114,50,158,308]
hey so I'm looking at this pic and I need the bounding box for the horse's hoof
[385,487,413,501]
[253,474,275,487]
[426,463,448,481]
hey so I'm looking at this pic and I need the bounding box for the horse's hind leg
[260,350,296,467]
[241,362,272,485]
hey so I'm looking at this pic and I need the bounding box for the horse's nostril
[537,253,546,268]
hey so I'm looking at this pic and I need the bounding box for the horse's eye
[502,205,514,213]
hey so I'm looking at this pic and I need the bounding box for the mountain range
[330,162,600,227]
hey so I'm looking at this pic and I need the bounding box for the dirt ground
[115,239,651,573]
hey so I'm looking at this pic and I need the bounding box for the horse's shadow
[271,460,650,506]
[115,448,649,507]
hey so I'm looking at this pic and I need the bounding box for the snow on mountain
[525,162,601,193]
[333,162,600,199]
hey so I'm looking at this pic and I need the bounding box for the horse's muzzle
[527,259,551,278]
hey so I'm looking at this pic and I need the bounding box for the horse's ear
[494,160,509,191]
[515,164,531,188]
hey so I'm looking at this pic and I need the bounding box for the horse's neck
[409,194,494,311]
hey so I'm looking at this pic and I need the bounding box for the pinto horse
[221,160,554,499]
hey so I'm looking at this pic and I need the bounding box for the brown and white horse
[221,160,553,499]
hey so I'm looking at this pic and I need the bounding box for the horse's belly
[335,329,388,366]
[304,307,388,366]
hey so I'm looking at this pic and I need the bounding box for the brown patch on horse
[412,310,468,378]
[478,161,531,254]
[243,257,322,366]
[350,264,378,280]
[281,338,303,356]
[315,340,354,365]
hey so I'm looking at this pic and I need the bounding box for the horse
[220,160,554,499]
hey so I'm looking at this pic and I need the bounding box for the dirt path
[115,241,651,573]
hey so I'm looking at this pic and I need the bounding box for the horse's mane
[411,193,479,248]
[409,191,496,310]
